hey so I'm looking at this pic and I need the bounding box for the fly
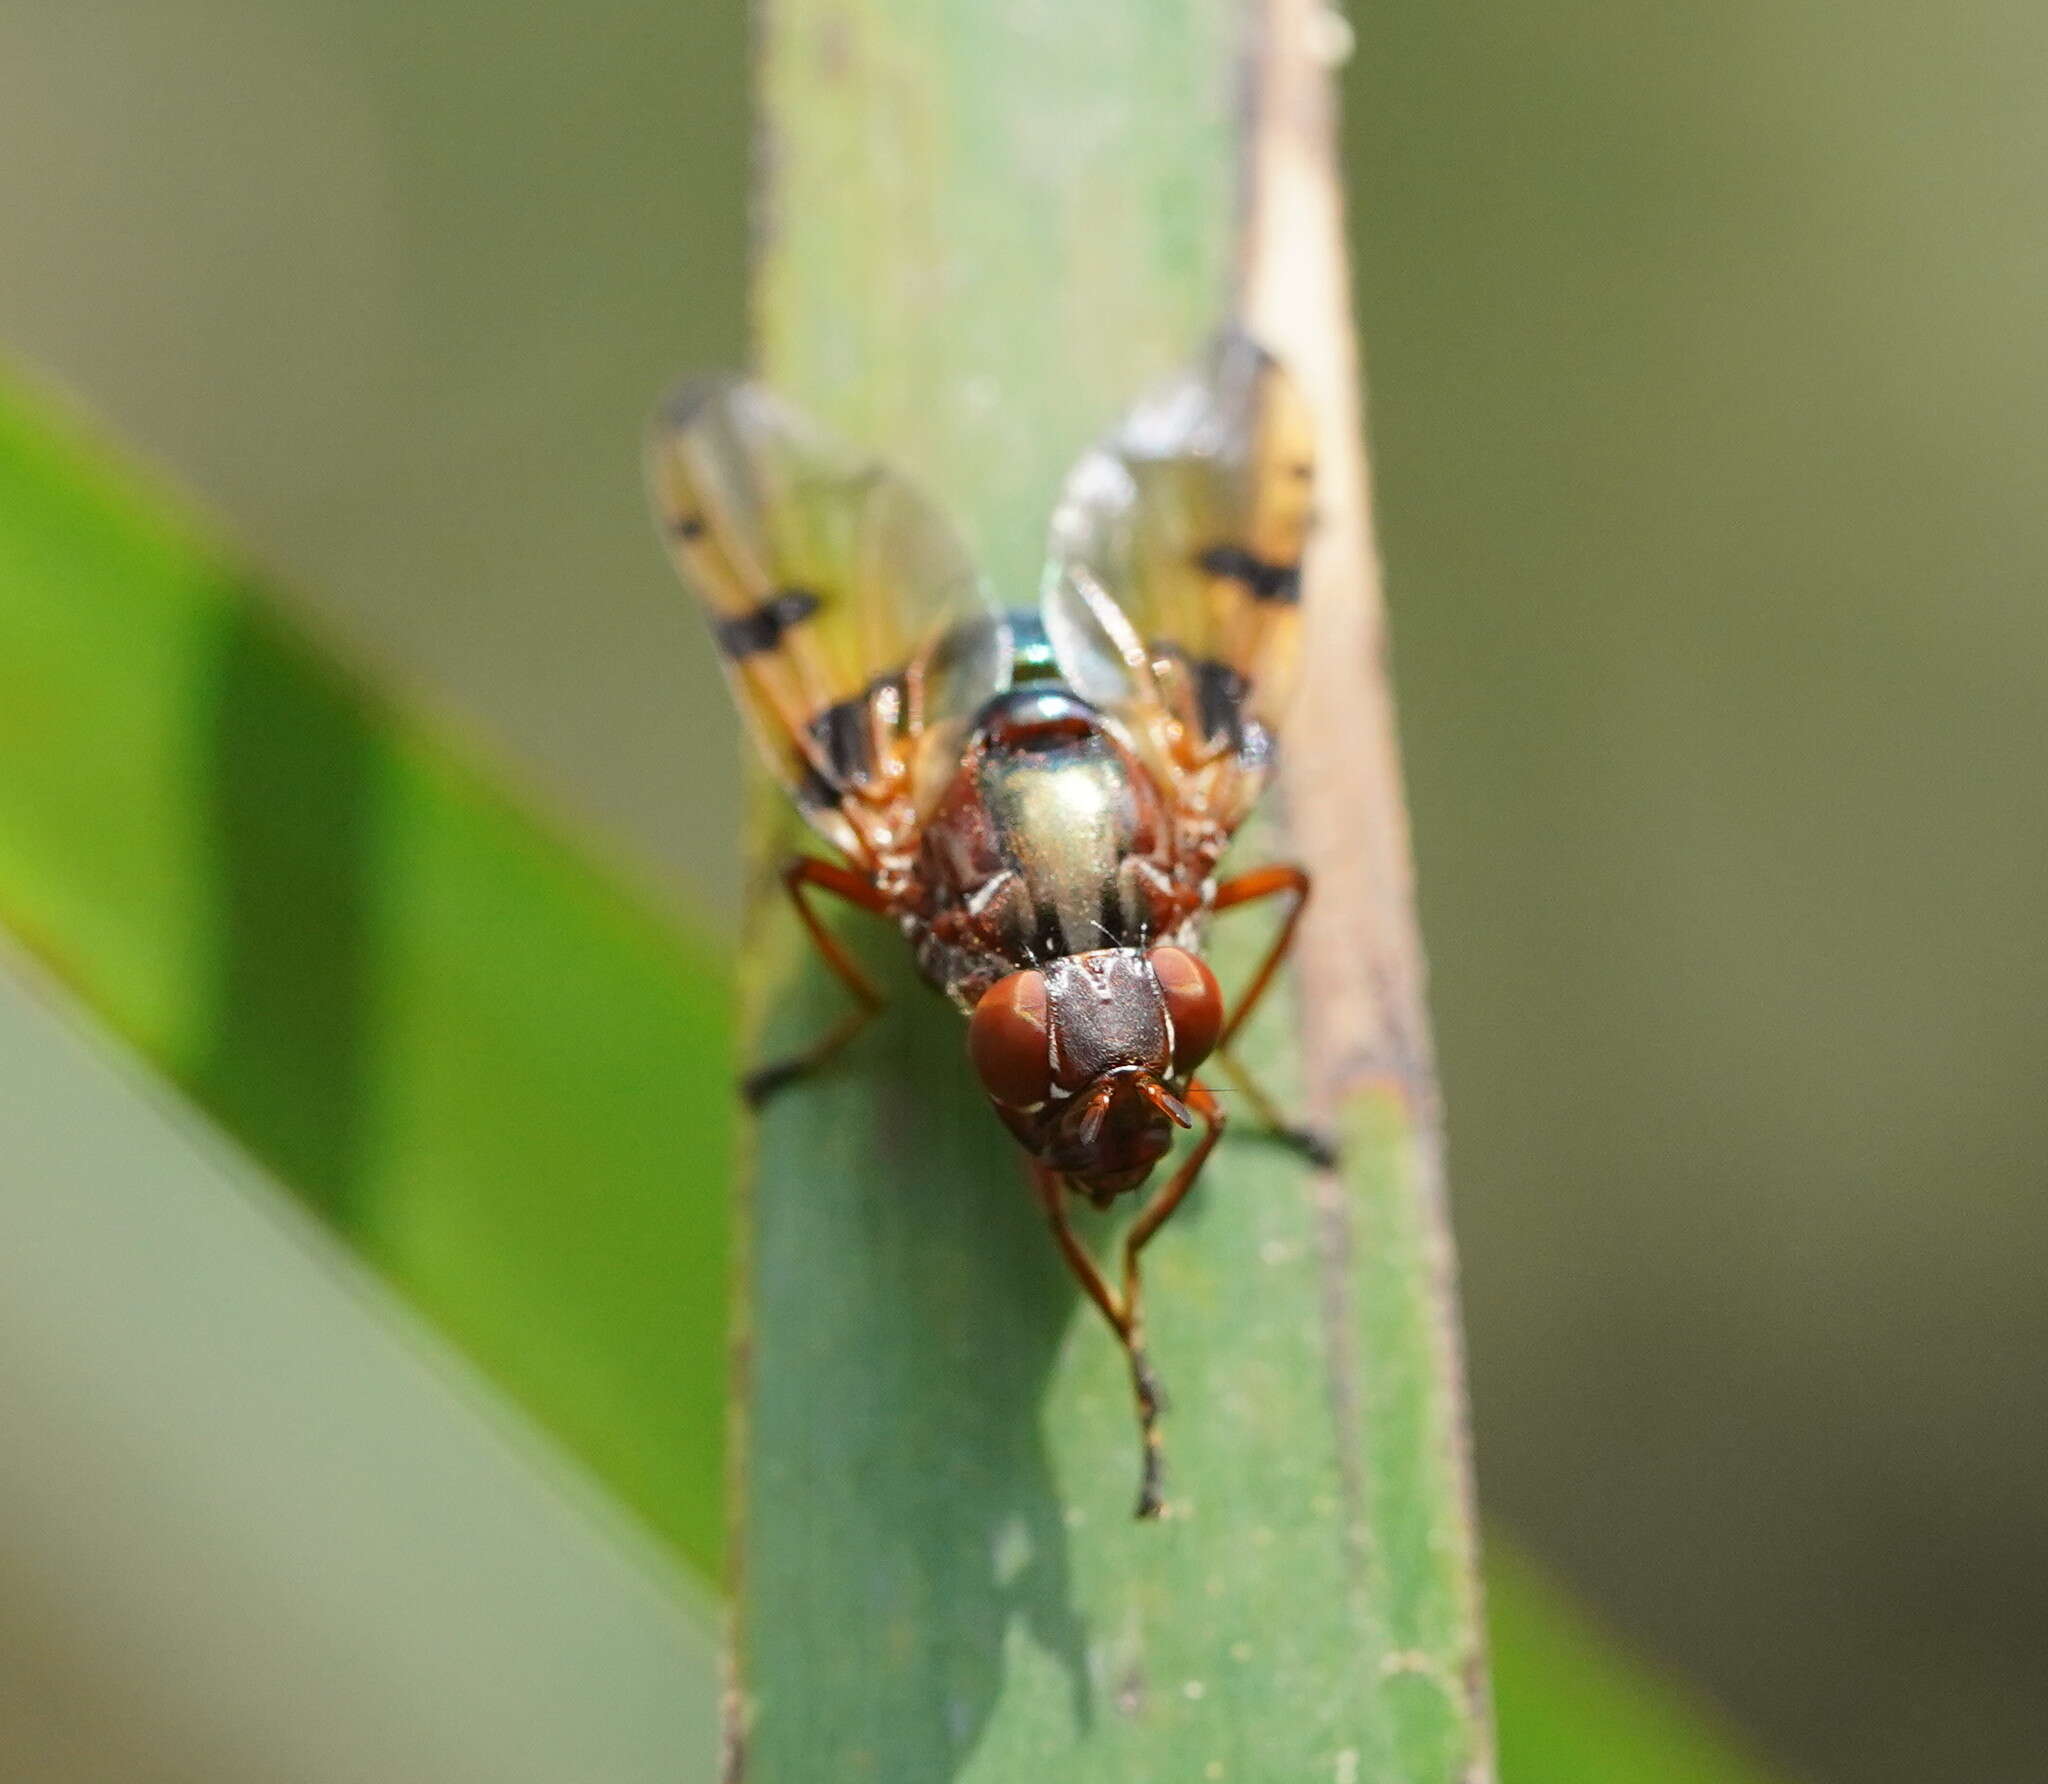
[647,330,1329,1518]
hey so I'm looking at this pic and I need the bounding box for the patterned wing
[647,378,1010,861]
[1042,331,1313,831]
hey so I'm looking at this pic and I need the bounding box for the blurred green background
[3,2,2044,1780]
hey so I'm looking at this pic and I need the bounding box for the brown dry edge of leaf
[1243,0,1494,1763]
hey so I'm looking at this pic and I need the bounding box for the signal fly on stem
[647,330,1331,1517]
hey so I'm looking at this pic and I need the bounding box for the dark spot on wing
[805,675,902,789]
[1194,658,1249,746]
[794,762,842,813]
[810,693,873,785]
[1198,543,1301,606]
[715,587,823,658]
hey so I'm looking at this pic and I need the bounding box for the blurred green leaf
[0,944,718,1784]
[0,367,731,1577]
[1489,1545,1789,1784]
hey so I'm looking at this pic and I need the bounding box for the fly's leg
[1214,1051,1337,1169]
[1209,863,1337,1168]
[1030,1078,1226,1521]
[1031,1163,1170,1521]
[1212,862,1310,1050]
[741,856,890,1107]
[1116,1076,1224,1516]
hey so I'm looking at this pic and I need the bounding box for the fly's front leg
[742,856,890,1106]
[1209,864,1337,1167]
[1031,1162,1168,1521]
[1116,1078,1225,1518]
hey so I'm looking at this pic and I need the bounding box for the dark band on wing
[1194,658,1249,745]
[1198,543,1301,606]
[794,763,842,814]
[786,698,878,815]
[715,587,823,658]
[810,694,873,786]
[1149,645,1266,757]
[803,675,903,792]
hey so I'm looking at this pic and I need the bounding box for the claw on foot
[739,1058,805,1107]
[1131,1347,1169,1519]
[1134,1448,1166,1521]
[1266,1122,1339,1170]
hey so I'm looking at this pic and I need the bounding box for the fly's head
[968,947,1221,1202]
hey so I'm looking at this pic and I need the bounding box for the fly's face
[968,947,1223,1203]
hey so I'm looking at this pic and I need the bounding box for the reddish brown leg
[1031,1161,1129,1339]
[741,856,890,1106]
[1120,1075,1226,1479]
[1032,1080,1227,1520]
[1208,864,1336,1167]
[1212,863,1310,1048]
[1031,1162,1163,1520]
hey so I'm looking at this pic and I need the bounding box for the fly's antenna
[1134,1075,1193,1129]
[1074,1080,1117,1148]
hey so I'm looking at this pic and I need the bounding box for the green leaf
[0,367,732,1579]
[0,943,718,1784]
[1488,1547,1788,1784]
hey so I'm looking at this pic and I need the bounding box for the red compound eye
[968,969,1052,1109]
[1149,947,1222,1073]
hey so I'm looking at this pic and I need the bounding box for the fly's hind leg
[1210,863,1338,1168]
[1214,1052,1338,1169]
[741,856,890,1107]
